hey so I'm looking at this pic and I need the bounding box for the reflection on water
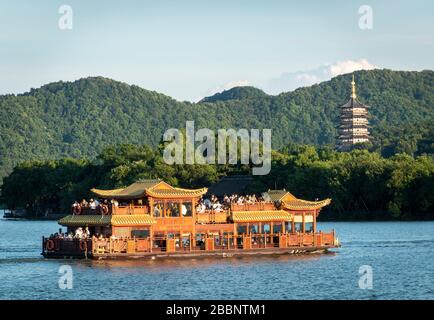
[0,219,433,300]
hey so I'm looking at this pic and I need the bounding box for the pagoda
[337,74,370,151]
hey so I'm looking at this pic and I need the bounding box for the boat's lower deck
[42,233,339,259]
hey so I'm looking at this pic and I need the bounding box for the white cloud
[265,59,377,95]
[329,59,376,77]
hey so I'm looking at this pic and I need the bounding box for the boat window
[166,201,180,217]
[182,202,192,217]
[249,224,259,234]
[153,201,164,217]
[285,222,293,233]
[222,232,233,246]
[263,223,271,234]
[167,232,180,239]
[195,233,205,247]
[273,223,282,234]
[153,232,165,249]
[237,224,247,235]
[131,229,150,238]
[182,235,190,247]
[305,222,313,233]
[295,222,303,232]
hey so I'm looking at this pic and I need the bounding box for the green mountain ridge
[200,86,269,102]
[0,69,433,182]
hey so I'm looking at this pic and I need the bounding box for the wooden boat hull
[42,244,339,260]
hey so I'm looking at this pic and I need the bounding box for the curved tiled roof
[146,187,208,198]
[91,180,206,200]
[340,97,369,109]
[263,190,296,202]
[111,214,156,226]
[283,198,331,210]
[91,179,163,199]
[231,210,293,222]
[58,214,156,227]
[58,215,111,226]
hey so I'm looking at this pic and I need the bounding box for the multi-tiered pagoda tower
[337,74,370,151]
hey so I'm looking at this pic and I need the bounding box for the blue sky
[1,0,433,101]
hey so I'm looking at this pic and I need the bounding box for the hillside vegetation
[0,69,433,182]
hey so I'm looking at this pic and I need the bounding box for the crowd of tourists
[71,198,118,215]
[195,193,266,213]
[71,192,268,216]
[49,227,90,240]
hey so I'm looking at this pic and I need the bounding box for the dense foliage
[1,69,433,182]
[1,144,433,220]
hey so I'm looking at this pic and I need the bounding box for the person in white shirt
[196,202,205,213]
[214,202,223,212]
[89,199,97,210]
[75,227,83,239]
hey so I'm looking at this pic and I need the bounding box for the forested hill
[200,86,268,102]
[0,69,433,181]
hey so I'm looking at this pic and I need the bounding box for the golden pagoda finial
[351,74,357,99]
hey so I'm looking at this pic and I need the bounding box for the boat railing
[87,230,337,255]
[111,205,148,215]
[42,237,92,256]
[230,202,276,212]
[196,210,228,224]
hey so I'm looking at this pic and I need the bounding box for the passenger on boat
[99,199,110,215]
[223,195,231,207]
[236,195,245,205]
[181,204,188,216]
[71,200,81,215]
[203,198,212,209]
[154,205,161,216]
[111,199,119,207]
[212,200,223,212]
[89,198,99,213]
[80,199,88,208]
[196,201,206,213]
[75,227,83,238]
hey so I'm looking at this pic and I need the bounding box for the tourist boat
[41,179,339,259]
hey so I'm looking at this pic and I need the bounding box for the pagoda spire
[351,74,357,99]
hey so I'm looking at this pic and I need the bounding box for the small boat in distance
[42,179,339,259]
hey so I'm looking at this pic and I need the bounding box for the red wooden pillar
[149,198,154,216]
[149,227,153,253]
[313,210,317,233]
[302,212,306,233]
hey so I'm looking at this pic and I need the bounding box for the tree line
[1,143,433,220]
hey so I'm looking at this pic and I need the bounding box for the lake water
[0,217,433,300]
